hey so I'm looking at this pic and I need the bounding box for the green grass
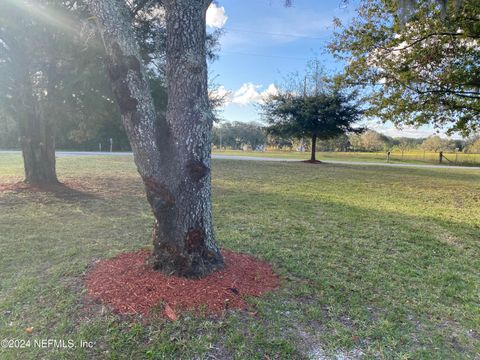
[0,154,479,359]
[213,149,480,166]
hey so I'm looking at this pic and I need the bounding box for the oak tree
[329,0,480,135]
[85,0,224,277]
[263,90,362,162]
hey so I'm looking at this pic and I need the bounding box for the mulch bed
[84,249,280,318]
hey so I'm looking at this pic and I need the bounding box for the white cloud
[232,83,262,105]
[211,83,279,107]
[379,126,438,139]
[211,85,229,99]
[262,83,280,98]
[206,3,228,29]
[228,83,279,106]
[378,126,462,139]
[360,119,462,139]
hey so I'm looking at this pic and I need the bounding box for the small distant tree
[466,136,480,153]
[396,138,411,158]
[348,133,362,152]
[421,136,454,152]
[212,122,266,150]
[349,130,389,152]
[233,122,266,149]
[266,134,295,150]
[317,134,351,152]
[262,90,361,162]
[361,130,389,152]
[262,59,363,160]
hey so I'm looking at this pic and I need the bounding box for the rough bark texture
[86,0,223,278]
[19,104,58,185]
[8,34,58,185]
[16,68,58,185]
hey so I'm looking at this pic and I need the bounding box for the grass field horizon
[212,149,480,167]
[0,153,479,359]
[2,149,480,167]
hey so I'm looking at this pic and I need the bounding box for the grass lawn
[212,149,480,167]
[0,154,479,359]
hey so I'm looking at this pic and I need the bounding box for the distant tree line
[349,132,473,153]
[211,122,480,154]
[3,112,478,155]
[212,122,266,150]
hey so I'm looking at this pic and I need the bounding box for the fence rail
[323,151,480,166]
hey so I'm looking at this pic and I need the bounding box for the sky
[205,0,458,139]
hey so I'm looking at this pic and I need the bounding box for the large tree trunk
[154,0,223,276]
[87,0,223,278]
[18,106,57,185]
[17,70,58,185]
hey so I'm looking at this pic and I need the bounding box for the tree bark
[86,0,223,277]
[18,104,58,185]
[310,134,317,162]
[8,30,59,185]
[16,68,58,185]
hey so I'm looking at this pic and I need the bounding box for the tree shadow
[0,180,99,201]
[317,162,480,183]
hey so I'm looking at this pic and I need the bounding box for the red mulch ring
[84,249,280,318]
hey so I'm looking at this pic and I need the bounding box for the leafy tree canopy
[262,67,362,162]
[263,92,361,140]
[329,0,480,136]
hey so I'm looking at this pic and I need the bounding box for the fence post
[439,151,443,164]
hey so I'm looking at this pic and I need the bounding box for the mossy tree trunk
[86,0,224,278]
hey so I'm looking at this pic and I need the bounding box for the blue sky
[206,0,457,139]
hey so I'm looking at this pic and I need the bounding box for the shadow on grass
[213,185,479,355]
[0,180,99,201]
[306,161,480,183]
